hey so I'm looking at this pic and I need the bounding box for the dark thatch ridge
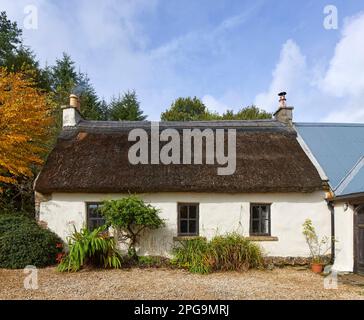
[34,120,324,194]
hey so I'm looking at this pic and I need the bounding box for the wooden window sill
[246,236,278,242]
[173,236,205,241]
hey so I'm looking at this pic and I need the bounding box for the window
[86,203,105,231]
[178,203,199,236]
[250,204,271,236]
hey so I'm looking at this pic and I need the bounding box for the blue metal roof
[295,123,364,195]
[340,167,364,195]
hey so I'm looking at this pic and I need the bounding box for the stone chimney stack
[62,94,82,127]
[273,92,294,126]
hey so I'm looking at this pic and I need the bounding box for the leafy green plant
[302,219,331,264]
[58,225,122,272]
[101,196,165,259]
[0,213,62,269]
[208,233,263,271]
[172,237,211,274]
[172,233,263,274]
[137,256,169,268]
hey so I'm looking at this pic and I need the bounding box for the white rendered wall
[39,191,330,257]
[332,203,354,272]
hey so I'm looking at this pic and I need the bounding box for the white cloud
[202,95,228,113]
[254,39,307,112]
[255,12,364,123]
[321,12,364,97]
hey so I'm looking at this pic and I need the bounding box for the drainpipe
[327,201,335,264]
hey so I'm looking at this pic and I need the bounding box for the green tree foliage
[99,99,110,121]
[77,73,108,120]
[101,196,165,258]
[109,90,147,121]
[161,96,218,121]
[50,53,78,106]
[221,105,272,120]
[161,97,271,121]
[0,213,63,269]
[50,53,107,123]
[0,11,50,90]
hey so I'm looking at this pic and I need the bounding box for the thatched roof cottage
[35,94,334,264]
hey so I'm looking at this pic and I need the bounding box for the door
[354,205,364,275]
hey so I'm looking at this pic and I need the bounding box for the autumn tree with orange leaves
[0,67,53,193]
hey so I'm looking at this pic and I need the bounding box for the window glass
[87,203,105,231]
[250,204,271,236]
[178,204,199,236]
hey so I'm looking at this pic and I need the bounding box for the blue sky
[1,0,364,121]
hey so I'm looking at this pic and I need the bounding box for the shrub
[58,225,122,272]
[208,233,263,271]
[172,237,211,274]
[172,233,263,274]
[0,214,62,269]
[101,196,165,259]
[0,213,36,235]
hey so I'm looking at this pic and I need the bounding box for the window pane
[180,206,188,219]
[88,205,99,218]
[180,220,188,234]
[252,220,260,234]
[260,218,269,234]
[87,204,105,231]
[252,206,260,220]
[261,206,269,220]
[250,204,270,235]
[189,220,197,235]
[189,206,197,219]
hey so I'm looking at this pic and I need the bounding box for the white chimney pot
[62,94,82,127]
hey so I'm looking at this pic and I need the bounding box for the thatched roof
[34,120,324,194]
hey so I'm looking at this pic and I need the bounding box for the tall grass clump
[208,233,263,271]
[172,237,211,274]
[172,233,263,274]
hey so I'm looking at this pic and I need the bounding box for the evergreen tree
[50,52,78,106]
[99,99,110,121]
[109,90,147,121]
[0,11,22,65]
[0,11,50,90]
[50,54,105,121]
[77,73,105,120]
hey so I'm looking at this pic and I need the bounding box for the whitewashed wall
[39,191,330,257]
[332,203,354,272]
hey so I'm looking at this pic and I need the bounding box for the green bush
[172,237,211,274]
[101,196,165,259]
[208,233,263,271]
[172,233,263,274]
[0,214,62,269]
[58,225,122,272]
[0,213,36,235]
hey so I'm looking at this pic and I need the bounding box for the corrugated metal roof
[295,122,364,195]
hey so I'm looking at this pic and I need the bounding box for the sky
[1,0,364,122]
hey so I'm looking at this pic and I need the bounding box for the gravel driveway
[0,267,363,300]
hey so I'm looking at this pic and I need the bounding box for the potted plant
[302,219,331,273]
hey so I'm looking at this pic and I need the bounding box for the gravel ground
[0,267,363,300]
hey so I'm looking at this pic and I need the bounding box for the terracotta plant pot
[311,263,324,273]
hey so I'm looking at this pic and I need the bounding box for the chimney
[273,92,294,126]
[62,94,82,127]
